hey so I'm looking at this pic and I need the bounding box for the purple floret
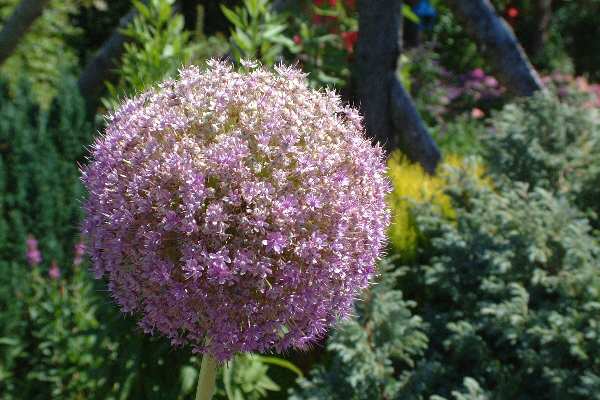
[82,61,390,361]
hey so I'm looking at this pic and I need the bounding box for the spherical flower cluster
[82,61,390,361]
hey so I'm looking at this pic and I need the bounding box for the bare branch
[446,0,544,97]
[0,0,51,66]
[77,7,137,101]
[389,78,441,174]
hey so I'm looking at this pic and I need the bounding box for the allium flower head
[82,61,390,361]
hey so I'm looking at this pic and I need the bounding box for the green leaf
[221,5,243,28]
[223,361,235,400]
[133,0,151,18]
[261,24,287,40]
[255,356,304,378]
[180,365,198,395]
[269,35,295,49]
[317,71,345,85]
[236,28,255,50]
[246,0,260,18]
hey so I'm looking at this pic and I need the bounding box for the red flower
[507,6,519,18]
[313,0,325,5]
[328,0,337,6]
[341,31,358,53]
[293,34,302,45]
[344,0,356,8]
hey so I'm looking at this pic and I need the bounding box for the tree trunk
[530,0,552,60]
[355,0,440,174]
[77,7,137,102]
[446,0,544,97]
[0,0,50,66]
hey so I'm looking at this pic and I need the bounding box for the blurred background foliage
[2,0,600,399]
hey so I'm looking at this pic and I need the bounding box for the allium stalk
[82,61,390,367]
[195,354,217,400]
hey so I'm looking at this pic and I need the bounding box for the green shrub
[104,0,228,108]
[428,0,485,73]
[1,260,107,399]
[403,170,600,399]
[485,91,600,223]
[0,0,81,107]
[433,115,485,156]
[221,0,295,66]
[0,76,90,265]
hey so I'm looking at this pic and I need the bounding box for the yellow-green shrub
[387,151,487,262]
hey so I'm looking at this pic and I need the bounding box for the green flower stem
[195,353,218,400]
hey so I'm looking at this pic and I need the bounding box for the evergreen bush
[0,77,90,266]
[0,0,81,107]
[485,91,600,224]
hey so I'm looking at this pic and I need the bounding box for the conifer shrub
[0,77,90,266]
[485,91,600,224]
[403,171,600,399]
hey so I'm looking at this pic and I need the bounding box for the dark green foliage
[0,76,108,398]
[1,262,105,399]
[402,171,600,399]
[0,250,203,399]
[0,76,90,266]
[485,92,600,223]
[553,0,600,80]
[428,0,485,73]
